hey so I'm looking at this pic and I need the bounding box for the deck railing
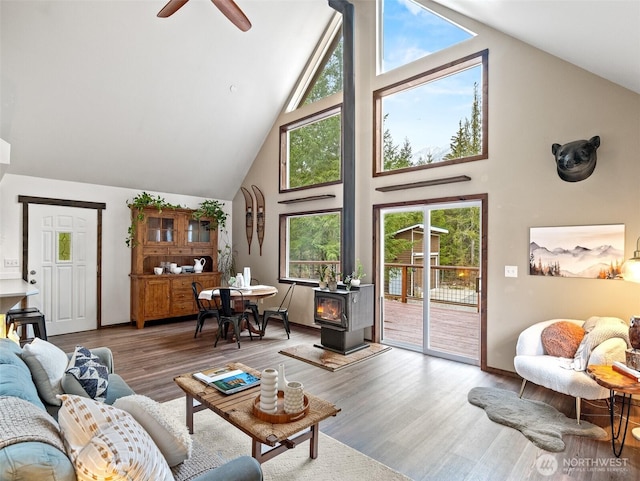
[385,263,479,311]
[287,260,479,311]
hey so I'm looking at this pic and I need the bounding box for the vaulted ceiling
[1,1,638,199]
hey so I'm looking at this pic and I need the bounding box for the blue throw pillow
[64,346,108,402]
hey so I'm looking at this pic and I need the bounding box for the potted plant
[318,264,328,289]
[350,260,366,287]
[327,266,338,291]
[217,231,237,285]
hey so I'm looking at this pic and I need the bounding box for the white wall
[0,174,231,326]
[232,1,640,372]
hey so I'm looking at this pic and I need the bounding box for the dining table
[198,284,278,303]
[198,285,278,337]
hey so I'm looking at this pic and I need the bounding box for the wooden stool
[6,310,47,345]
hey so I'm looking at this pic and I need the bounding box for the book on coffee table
[193,368,260,394]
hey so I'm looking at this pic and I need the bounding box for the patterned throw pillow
[65,346,109,402]
[57,394,174,481]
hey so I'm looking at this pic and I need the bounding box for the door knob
[30,279,37,284]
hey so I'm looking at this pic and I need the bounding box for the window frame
[279,104,343,193]
[373,49,489,177]
[279,208,343,286]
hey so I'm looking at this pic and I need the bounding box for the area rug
[279,343,391,371]
[467,387,607,452]
[162,397,411,481]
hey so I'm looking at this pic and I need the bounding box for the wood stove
[313,284,373,354]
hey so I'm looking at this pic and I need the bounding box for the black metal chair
[243,277,261,329]
[262,283,295,339]
[213,288,253,349]
[192,282,219,338]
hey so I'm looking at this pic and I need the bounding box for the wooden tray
[252,390,309,423]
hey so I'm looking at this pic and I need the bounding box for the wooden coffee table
[174,362,340,463]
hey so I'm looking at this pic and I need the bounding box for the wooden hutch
[130,207,221,328]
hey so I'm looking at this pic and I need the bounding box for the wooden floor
[383,300,480,362]
[51,318,639,481]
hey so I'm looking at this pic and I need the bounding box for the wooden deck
[382,299,480,362]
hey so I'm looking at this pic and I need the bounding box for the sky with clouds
[381,0,478,154]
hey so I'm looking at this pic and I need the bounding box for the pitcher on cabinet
[194,258,206,273]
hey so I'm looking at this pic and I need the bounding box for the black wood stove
[313,284,374,354]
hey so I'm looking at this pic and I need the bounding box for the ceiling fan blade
[212,0,252,31]
[157,0,190,18]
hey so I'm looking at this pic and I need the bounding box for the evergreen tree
[443,82,481,161]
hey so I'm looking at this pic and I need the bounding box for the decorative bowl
[171,267,182,274]
[153,267,163,275]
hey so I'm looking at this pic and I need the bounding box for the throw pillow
[114,395,192,467]
[63,346,109,402]
[21,337,69,406]
[541,321,585,358]
[57,394,174,481]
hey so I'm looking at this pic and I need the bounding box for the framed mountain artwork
[529,224,625,279]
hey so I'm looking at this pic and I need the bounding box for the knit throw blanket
[0,396,66,454]
[572,316,631,371]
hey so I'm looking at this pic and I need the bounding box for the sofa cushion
[0,441,77,481]
[63,346,109,402]
[114,394,192,467]
[541,321,585,358]
[0,395,74,481]
[21,338,69,406]
[57,394,174,481]
[0,339,46,410]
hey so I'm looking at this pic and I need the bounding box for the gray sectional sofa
[0,338,262,481]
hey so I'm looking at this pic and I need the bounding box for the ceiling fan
[157,0,252,32]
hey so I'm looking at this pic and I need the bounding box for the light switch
[505,265,518,278]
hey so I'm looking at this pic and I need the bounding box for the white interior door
[28,205,97,335]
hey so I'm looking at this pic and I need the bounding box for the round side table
[587,364,640,457]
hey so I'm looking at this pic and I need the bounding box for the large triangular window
[281,16,343,192]
[300,30,343,106]
[378,0,475,74]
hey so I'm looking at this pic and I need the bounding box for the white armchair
[514,318,629,423]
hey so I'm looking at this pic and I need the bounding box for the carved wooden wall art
[241,186,253,254]
[252,185,265,255]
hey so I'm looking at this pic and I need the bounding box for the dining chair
[262,282,295,339]
[243,277,261,329]
[192,282,219,338]
[213,288,254,349]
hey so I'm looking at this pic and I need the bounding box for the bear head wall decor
[551,135,600,182]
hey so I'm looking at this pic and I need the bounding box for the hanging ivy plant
[125,193,228,247]
[192,199,228,229]
[125,192,181,248]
